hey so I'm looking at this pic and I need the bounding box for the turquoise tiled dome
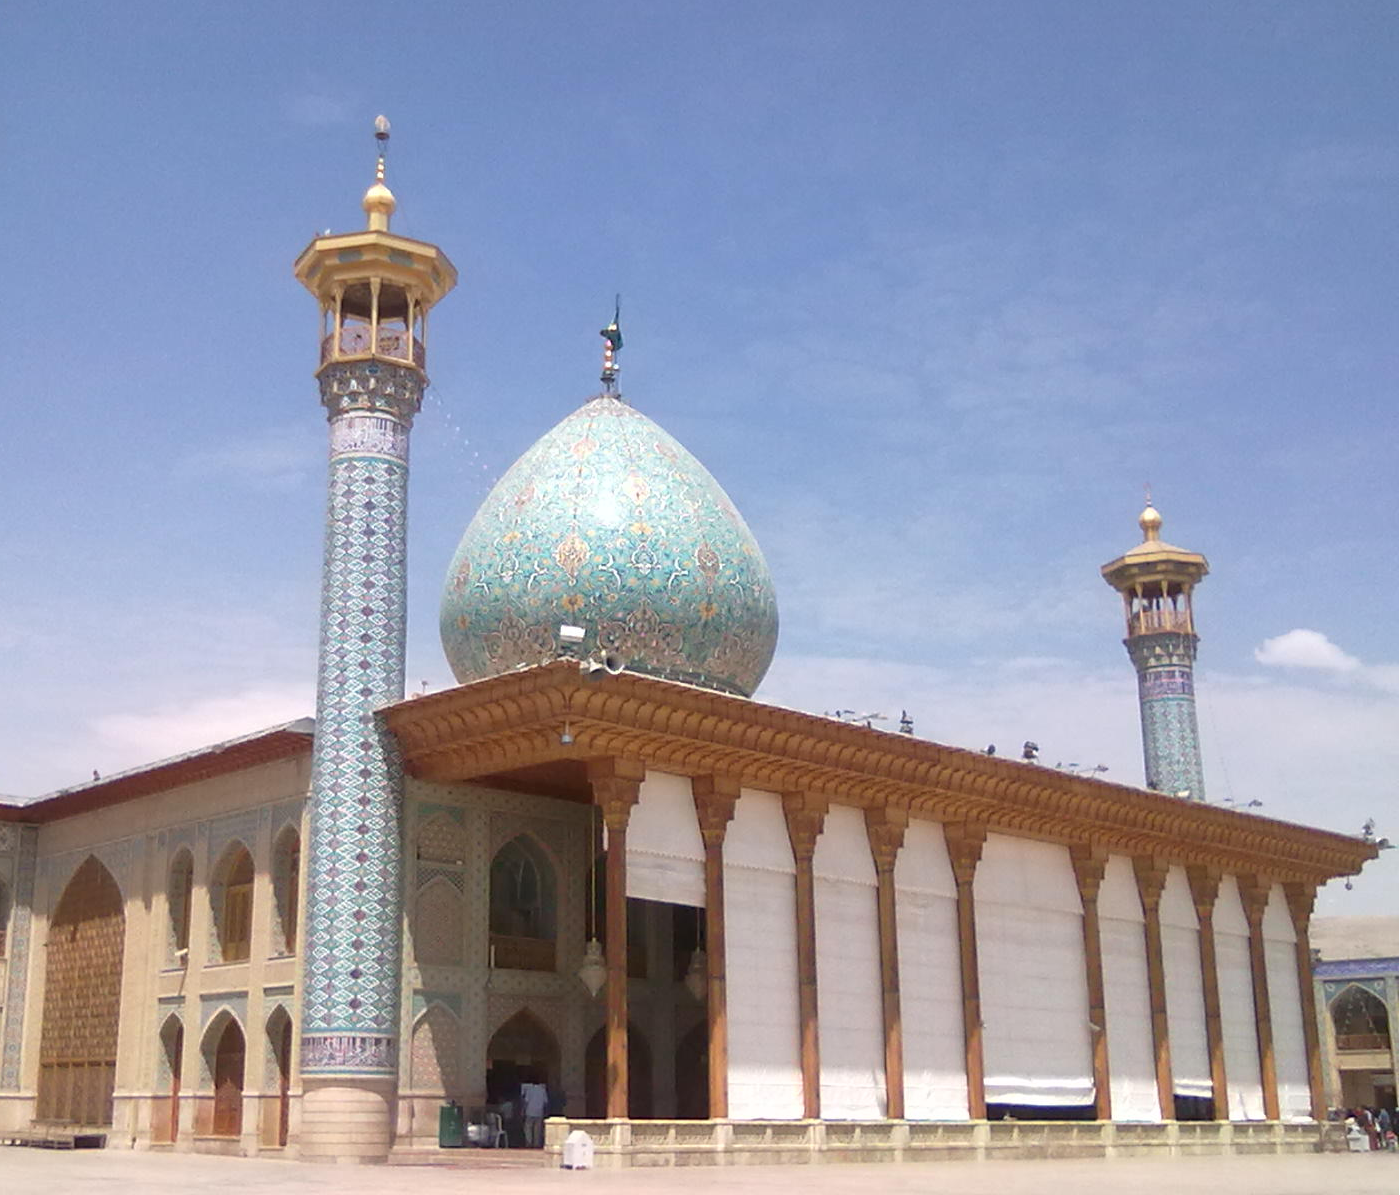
[440,394,779,696]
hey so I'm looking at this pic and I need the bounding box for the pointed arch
[36,855,125,1125]
[210,841,255,963]
[156,1013,184,1143]
[264,1006,293,1147]
[167,848,194,959]
[0,876,9,958]
[1330,983,1392,1052]
[270,826,300,957]
[201,1013,246,1137]
[413,876,464,966]
[489,834,557,972]
[409,1004,461,1097]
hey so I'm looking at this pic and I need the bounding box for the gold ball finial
[1139,502,1163,541]
[363,114,396,231]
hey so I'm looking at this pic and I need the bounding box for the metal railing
[320,327,424,366]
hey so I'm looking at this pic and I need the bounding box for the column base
[299,1076,395,1163]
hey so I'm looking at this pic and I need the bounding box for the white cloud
[1254,628,1360,672]
[91,683,314,772]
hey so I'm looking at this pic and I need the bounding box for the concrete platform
[0,1148,1395,1195]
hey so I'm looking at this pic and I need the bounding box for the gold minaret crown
[293,117,458,376]
[1101,497,1209,640]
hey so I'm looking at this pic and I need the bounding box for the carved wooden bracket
[588,756,644,831]
[1186,864,1221,918]
[692,774,740,849]
[782,792,829,862]
[1284,881,1317,936]
[1070,843,1108,904]
[944,821,987,886]
[1237,874,1271,929]
[864,805,909,872]
[1133,855,1169,912]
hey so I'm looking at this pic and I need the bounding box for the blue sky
[3,2,1395,913]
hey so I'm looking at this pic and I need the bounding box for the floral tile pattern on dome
[441,394,778,697]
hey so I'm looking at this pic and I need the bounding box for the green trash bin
[439,1101,465,1148]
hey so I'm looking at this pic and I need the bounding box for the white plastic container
[562,1128,595,1170]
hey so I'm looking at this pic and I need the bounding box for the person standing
[521,1078,549,1148]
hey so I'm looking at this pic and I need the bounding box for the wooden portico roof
[383,661,1376,888]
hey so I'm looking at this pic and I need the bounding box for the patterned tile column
[299,360,421,1147]
[1127,632,1207,802]
[0,825,38,1092]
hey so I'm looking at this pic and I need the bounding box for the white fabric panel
[1215,876,1264,1120]
[625,771,705,906]
[1099,855,1160,1120]
[976,835,1094,1105]
[725,789,803,1119]
[813,805,885,1119]
[1160,865,1211,1098]
[1261,885,1310,1121]
[894,820,968,1119]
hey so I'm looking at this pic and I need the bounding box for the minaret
[1101,500,1210,801]
[292,118,456,1161]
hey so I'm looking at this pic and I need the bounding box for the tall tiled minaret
[1101,501,1210,802]
[292,118,456,1160]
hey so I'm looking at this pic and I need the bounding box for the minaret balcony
[1127,608,1195,637]
[321,327,425,369]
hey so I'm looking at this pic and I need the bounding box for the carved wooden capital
[865,806,909,871]
[588,757,644,830]
[691,774,740,848]
[1132,856,1169,912]
[1284,881,1317,936]
[943,821,986,885]
[1070,843,1107,903]
[1237,874,1271,928]
[1186,864,1220,918]
[782,792,828,862]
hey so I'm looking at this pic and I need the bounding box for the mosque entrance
[35,856,125,1125]
[486,1009,561,1146]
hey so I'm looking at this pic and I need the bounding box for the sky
[3,2,1395,916]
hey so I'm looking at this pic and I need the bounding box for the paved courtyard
[0,1149,1395,1195]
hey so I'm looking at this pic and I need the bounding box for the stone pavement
[0,1150,1395,1195]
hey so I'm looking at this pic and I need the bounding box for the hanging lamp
[577,803,606,998]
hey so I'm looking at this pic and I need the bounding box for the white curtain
[1262,883,1311,1121]
[1099,854,1160,1120]
[813,804,885,1119]
[724,788,803,1119]
[1215,875,1264,1120]
[625,770,704,907]
[894,819,968,1119]
[1160,865,1212,1098]
[975,834,1094,1106]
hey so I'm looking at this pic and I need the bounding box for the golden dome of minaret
[361,115,397,231]
[1138,501,1163,541]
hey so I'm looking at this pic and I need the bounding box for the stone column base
[299,1077,395,1163]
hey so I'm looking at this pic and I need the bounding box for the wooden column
[1186,865,1228,1119]
[782,792,827,1119]
[1239,876,1280,1120]
[1284,882,1326,1119]
[1132,856,1175,1120]
[865,806,909,1120]
[945,822,987,1119]
[1070,844,1112,1120]
[589,757,643,1119]
[692,774,739,1120]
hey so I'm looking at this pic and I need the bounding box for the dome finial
[362,114,397,232]
[1139,483,1162,541]
[599,295,623,394]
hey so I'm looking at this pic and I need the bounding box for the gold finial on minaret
[1139,485,1162,541]
[362,114,397,232]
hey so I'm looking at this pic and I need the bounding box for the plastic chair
[484,1111,507,1149]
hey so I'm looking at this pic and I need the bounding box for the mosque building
[0,126,1379,1166]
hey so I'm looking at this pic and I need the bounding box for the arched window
[212,846,255,963]
[204,1015,245,1137]
[167,850,193,961]
[489,837,556,972]
[270,829,300,957]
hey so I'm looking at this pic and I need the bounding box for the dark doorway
[585,1022,653,1119]
[674,1020,709,1119]
[211,1020,245,1137]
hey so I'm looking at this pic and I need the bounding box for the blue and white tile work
[440,393,779,697]
[302,358,422,1077]
[1128,632,1206,802]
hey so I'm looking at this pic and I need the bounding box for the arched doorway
[209,1019,246,1137]
[36,856,125,1125]
[265,1009,292,1147]
[584,1022,653,1119]
[157,1016,183,1143]
[486,1009,561,1146]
